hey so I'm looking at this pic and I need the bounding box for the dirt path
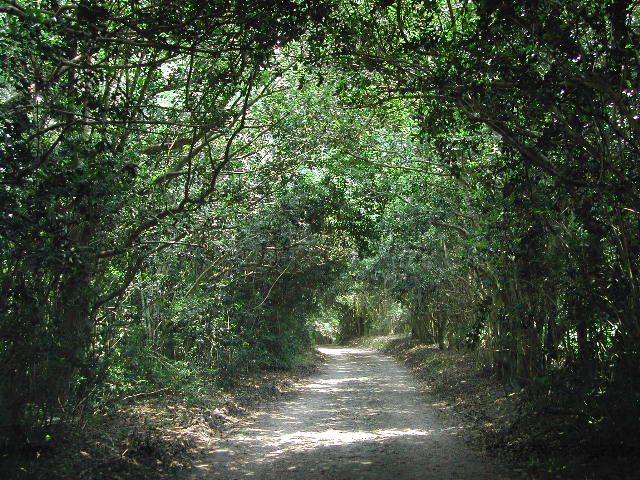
[186,346,514,479]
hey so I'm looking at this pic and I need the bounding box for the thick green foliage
[0,0,333,445]
[1,0,639,451]
[308,0,640,444]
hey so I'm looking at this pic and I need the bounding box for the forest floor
[355,335,640,480]
[6,340,637,479]
[2,350,325,480]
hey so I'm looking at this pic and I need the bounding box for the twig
[121,387,171,402]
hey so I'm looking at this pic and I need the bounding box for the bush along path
[185,346,514,480]
[2,351,325,480]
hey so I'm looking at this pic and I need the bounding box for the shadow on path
[187,346,513,479]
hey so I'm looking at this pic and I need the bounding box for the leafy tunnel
[1,0,639,472]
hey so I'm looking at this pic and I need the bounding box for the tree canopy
[1,0,639,453]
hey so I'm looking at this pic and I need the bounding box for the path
[187,346,513,479]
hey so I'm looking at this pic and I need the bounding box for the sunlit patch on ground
[187,345,512,479]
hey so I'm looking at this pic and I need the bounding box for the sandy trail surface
[187,346,513,479]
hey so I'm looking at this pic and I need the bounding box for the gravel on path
[187,346,515,479]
